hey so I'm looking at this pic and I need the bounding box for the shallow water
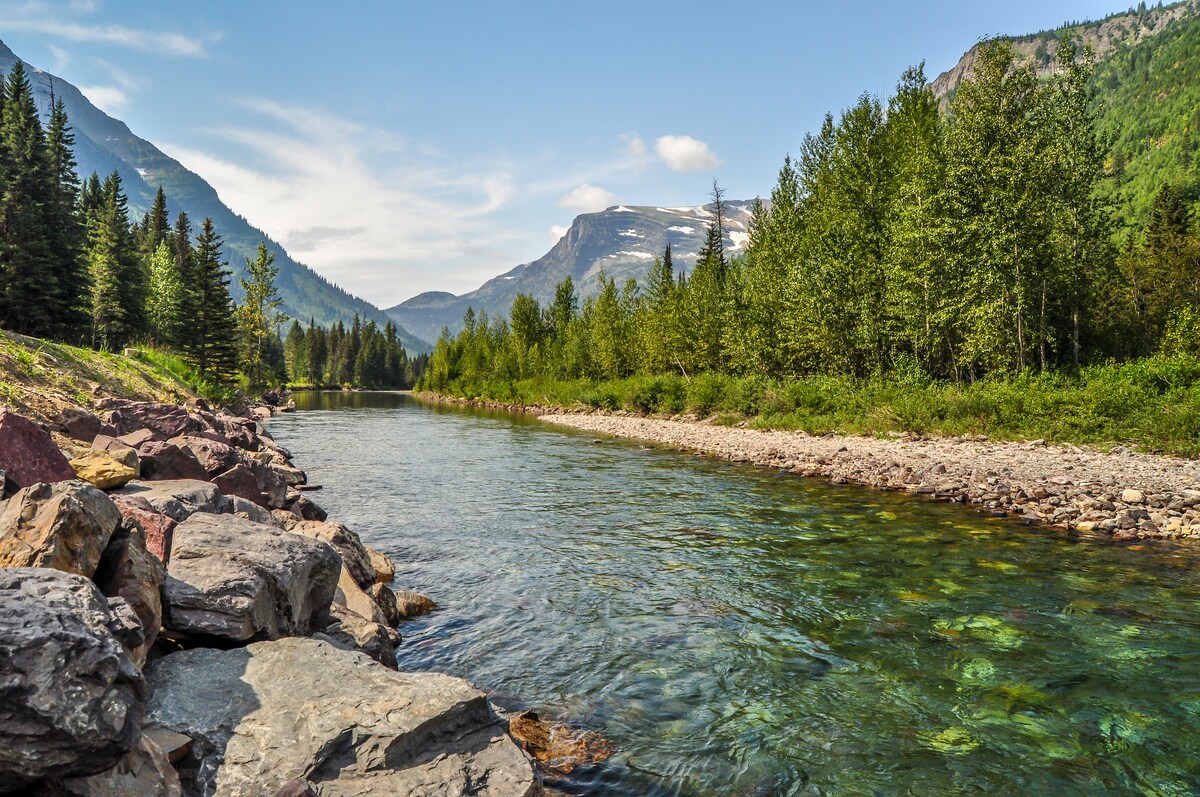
[269,391,1200,796]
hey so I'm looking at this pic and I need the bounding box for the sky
[0,0,1128,307]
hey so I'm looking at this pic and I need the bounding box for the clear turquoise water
[269,392,1200,796]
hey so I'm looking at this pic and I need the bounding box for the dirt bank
[540,413,1200,541]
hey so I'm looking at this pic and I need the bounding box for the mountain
[387,201,756,344]
[0,39,430,354]
[930,0,1200,228]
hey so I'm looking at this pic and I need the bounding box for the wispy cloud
[159,99,524,303]
[557,183,615,213]
[655,134,722,172]
[0,3,216,57]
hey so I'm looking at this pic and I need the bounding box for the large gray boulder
[144,638,538,797]
[114,480,229,522]
[0,569,144,790]
[0,481,122,576]
[162,514,340,643]
[289,520,375,590]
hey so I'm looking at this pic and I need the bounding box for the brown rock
[92,520,166,668]
[508,710,614,775]
[99,400,192,441]
[0,410,76,489]
[366,545,396,583]
[368,583,402,627]
[60,406,102,442]
[290,520,375,589]
[171,435,240,477]
[335,566,391,629]
[116,429,156,450]
[110,496,176,565]
[0,481,121,576]
[56,734,182,797]
[91,435,141,473]
[70,450,138,490]
[136,441,207,482]
[321,602,397,669]
[273,779,318,797]
[394,590,437,619]
[211,463,266,507]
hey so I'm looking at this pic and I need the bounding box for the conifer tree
[138,186,170,261]
[236,243,289,386]
[146,239,183,345]
[44,96,88,339]
[183,218,239,379]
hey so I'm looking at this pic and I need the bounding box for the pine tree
[44,96,88,340]
[0,61,55,335]
[138,186,170,261]
[183,218,239,379]
[146,240,184,345]
[236,242,288,386]
[99,171,149,341]
[85,200,125,349]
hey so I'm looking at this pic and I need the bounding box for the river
[268,391,1200,796]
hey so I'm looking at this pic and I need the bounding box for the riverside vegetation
[422,34,1200,456]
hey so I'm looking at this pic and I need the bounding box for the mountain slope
[387,201,755,344]
[0,39,429,353]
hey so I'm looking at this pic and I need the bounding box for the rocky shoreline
[538,412,1200,541]
[0,397,541,796]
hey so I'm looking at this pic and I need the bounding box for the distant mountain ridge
[0,38,430,353]
[387,201,756,345]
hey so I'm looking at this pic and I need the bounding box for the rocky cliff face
[387,201,756,345]
[929,0,1198,102]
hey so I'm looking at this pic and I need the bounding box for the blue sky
[0,0,1127,306]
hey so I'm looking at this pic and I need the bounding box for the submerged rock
[144,638,538,797]
[0,481,122,576]
[0,569,143,790]
[508,711,615,776]
[394,589,438,619]
[162,513,340,643]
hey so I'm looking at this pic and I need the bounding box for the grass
[428,355,1200,458]
[130,347,238,406]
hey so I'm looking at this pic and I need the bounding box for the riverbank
[0,350,541,794]
[539,412,1200,541]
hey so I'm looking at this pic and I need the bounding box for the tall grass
[131,347,238,406]
[432,356,1200,457]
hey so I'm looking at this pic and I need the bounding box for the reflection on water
[270,391,1200,796]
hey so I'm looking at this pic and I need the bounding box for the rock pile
[0,399,535,796]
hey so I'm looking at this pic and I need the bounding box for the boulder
[55,734,183,797]
[143,638,538,797]
[111,495,177,566]
[290,520,375,590]
[211,463,268,508]
[162,513,340,643]
[335,566,392,630]
[99,400,193,441]
[116,428,156,450]
[61,406,103,442]
[394,589,438,619]
[368,582,402,627]
[136,441,208,482]
[289,493,327,522]
[270,462,307,487]
[172,435,241,477]
[246,458,287,508]
[0,469,7,499]
[91,435,141,473]
[0,481,122,576]
[114,480,228,522]
[273,780,318,797]
[70,450,138,490]
[366,545,395,583]
[228,495,278,525]
[214,415,259,450]
[321,601,397,668]
[93,520,166,668]
[0,569,144,790]
[0,409,76,489]
[272,508,301,529]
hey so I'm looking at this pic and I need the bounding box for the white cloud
[549,224,570,243]
[159,99,523,304]
[78,84,128,112]
[557,183,615,213]
[0,12,215,57]
[654,134,721,172]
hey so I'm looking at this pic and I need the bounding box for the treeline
[281,315,425,389]
[0,61,416,391]
[423,40,1200,393]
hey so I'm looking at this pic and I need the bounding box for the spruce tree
[236,242,288,386]
[138,186,170,261]
[183,218,239,379]
[146,239,184,345]
[44,97,88,340]
[99,171,149,341]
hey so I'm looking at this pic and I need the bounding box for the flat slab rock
[163,513,341,642]
[144,637,539,797]
[114,480,230,522]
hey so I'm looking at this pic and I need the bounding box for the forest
[0,60,418,394]
[419,38,1200,453]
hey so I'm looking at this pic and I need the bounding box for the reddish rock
[245,459,287,508]
[90,435,140,473]
[115,429,155,449]
[0,410,76,489]
[60,406,102,442]
[99,399,193,441]
[212,463,266,507]
[111,495,176,566]
[136,441,207,482]
[92,520,165,668]
[0,481,122,576]
[172,435,240,477]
